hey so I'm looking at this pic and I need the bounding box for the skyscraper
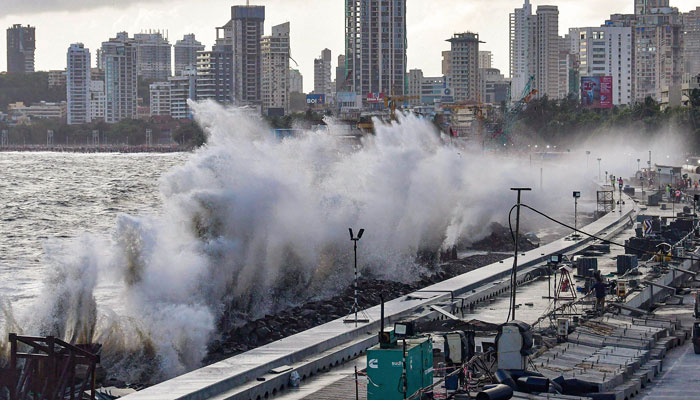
[447,32,481,103]
[510,1,563,100]
[230,5,265,105]
[535,6,559,99]
[101,33,138,123]
[261,22,291,115]
[345,0,407,101]
[6,24,35,73]
[314,48,332,96]
[509,0,534,100]
[66,43,91,125]
[196,23,233,104]
[569,26,633,105]
[133,31,172,80]
[682,7,700,77]
[174,34,205,76]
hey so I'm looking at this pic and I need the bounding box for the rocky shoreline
[204,252,512,364]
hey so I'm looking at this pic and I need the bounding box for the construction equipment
[492,75,537,147]
[383,95,420,118]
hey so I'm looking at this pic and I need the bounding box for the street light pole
[510,187,531,321]
[345,228,366,326]
[586,150,591,169]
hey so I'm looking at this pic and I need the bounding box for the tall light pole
[586,150,591,169]
[637,158,641,174]
[510,187,531,321]
[345,228,368,326]
[573,191,581,239]
[597,158,602,182]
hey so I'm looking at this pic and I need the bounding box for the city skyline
[3,0,700,93]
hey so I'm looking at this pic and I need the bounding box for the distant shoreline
[0,145,190,153]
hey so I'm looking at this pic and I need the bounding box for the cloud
[0,0,167,15]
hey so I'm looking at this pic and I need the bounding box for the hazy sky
[1,0,699,93]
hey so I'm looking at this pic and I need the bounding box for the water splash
[2,100,622,382]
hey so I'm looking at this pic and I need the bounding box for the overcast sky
[1,0,698,93]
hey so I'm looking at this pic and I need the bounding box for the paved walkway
[640,341,700,399]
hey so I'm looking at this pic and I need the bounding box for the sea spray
[1,100,631,383]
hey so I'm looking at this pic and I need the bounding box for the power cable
[519,203,700,263]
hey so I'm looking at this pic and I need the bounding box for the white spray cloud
[4,100,681,382]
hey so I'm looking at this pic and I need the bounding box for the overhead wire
[519,203,700,263]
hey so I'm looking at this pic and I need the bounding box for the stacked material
[527,314,687,400]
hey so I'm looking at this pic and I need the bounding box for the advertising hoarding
[581,76,613,109]
[306,94,326,105]
[366,92,385,103]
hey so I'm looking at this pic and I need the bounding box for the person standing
[592,272,606,316]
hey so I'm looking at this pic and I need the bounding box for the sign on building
[306,94,326,105]
[581,76,613,109]
[366,92,384,103]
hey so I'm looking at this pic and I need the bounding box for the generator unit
[366,336,433,400]
[496,321,534,370]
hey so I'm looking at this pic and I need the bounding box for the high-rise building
[535,6,559,99]
[6,24,35,73]
[289,69,303,94]
[261,22,291,115]
[345,0,407,101]
[314,48,332,95]
[228,5,265,105]
[447,32,481,103]
[569,26,633,105]
[101,32,138,123]
[196,24,234,105]
[169,67,197,119]
[683,7,700,77]
[478,51,493,69]
[407,69,423,105]
[66,43,91,125]
[509,0,534,100]
[336,54,347,92]
[89,80,105,121]
[174,34,204,76]
[133,31,172,80]
[635,0,669,15]
[510,1,563,100]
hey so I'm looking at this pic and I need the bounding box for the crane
[491,76,537,148]
[383,95,420,118]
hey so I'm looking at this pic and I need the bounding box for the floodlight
[349,228,354,239]
[573,191,581,198]
[394,323,408,337]
[358,229,364,239]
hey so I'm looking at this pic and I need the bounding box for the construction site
[3,155,700,400]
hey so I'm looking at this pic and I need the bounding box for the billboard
[366,92,385,103]
[306,94,326,105]
[336,92,357,103]
[580,76,613,109]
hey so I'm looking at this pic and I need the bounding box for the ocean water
[0,152,187,312]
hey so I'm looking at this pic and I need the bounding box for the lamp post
[573,191,581,239]
[345,228,367,326]
[597,158,602,182]
[586,150,591,169]
[510,187,531,321]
